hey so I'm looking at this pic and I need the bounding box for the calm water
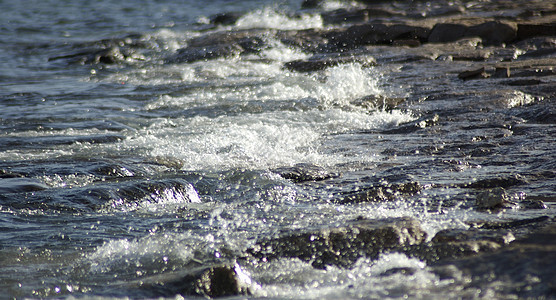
[1,0,555,298]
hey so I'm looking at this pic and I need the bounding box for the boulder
[248,217,427,268]
[428,20,517,45]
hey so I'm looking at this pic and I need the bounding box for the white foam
[235,6,323,30]
[248,253,444,299]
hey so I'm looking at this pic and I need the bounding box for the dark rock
[517,22,556,41]
[338,181,421,204]
[167,29,270,63]
[467,21,517,46]
[283,54,376,72]
[248,217,427,268]
[0,169,24,178]
[428,23,468,43]
[324,23,430,49]
[475,188,514,210]
[402,240,502,263]
[477,216,550,230]
[430,224,556,298]
[458,67,490,80]
[519,199,548,209]
[465,174,527,189]
[379,267,417,277]
[432,228,515,245]
[209,12,244,25]
[132,264,250,298]
[273,163,339,183]
[428,20,517,45]
[505,79,542,86]
[168,43,243,64]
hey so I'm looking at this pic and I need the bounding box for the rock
[428,20,517,45]
[209,11,244,25]
[430,224,556,298]
[380,114,439,134]
[351,95,406,111]
[167,29,269,63]
[428,23,468,43]
[402,240,502,263]
[48,35,146,64]
[432,228,515,245]
[467,21,517,46]
[465,174,527,189]
[458,67,490,80]
[324,23,430,49]
[379,267,417,277]
[475,187,513,210]
[517,22,556,41]
[273,163,339,183]
[477,216,550,230]
[283,54,376,72]
[338,181,421,204]
[131,264,251,298]
[248,217,427,268]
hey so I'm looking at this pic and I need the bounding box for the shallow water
[1,0,555,298]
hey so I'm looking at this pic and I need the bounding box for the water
[1,0,555,298]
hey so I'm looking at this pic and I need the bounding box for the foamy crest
[235,6,323,30]
[249,253,444,299]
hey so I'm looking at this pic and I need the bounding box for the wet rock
[430,224,556,298]
[475,187,514,210]
[517,22,556,41]
[324,23,430,49]
[505,79,542,86]
[248,217,427,268]
[477,216,550,230]
[167,29,269,63]
[429,20,517,45]
[458,67,490,80]
[133,264,251,298]
[273,163,339,183]
[428,23,468,43]
[402,240,502,263]
[379,267,417,277]
[338,181,421,204]
[380,114,439,134]
[351,95,406,111]
[432,228,515,245]
[283,53,376,72]
[209,11,244,25]
[519,199,548,209]
[48,35,146,64]
[465,174,527,189]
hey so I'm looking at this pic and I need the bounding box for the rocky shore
[42,0,556,298]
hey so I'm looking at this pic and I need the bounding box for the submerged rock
[248,217,427,268]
